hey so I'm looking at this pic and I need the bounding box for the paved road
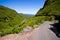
[28,21,60,40]
[0,21,60,40]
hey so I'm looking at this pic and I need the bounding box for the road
[28,21,60,40]
[0,21,60,40]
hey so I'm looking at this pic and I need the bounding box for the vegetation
[0,6,24,36]
[19,15,54,31]
[0,0,60,36]
[36,0,60,16]
[19,16,42,31]
[22,0,60,29]
[35,0,60,23]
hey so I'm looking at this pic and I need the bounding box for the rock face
[36,0,60,16]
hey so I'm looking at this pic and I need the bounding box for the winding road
[28,21,60,40]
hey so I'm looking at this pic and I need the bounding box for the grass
[19,16,54,32]
[0,6,24,36]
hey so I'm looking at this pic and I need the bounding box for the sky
[0,0,45,15]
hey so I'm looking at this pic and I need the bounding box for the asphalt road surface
[28,21,60,40]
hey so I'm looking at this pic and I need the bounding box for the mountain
[24,14,34,17]
[36,0,60,16]
[0,6,24,36]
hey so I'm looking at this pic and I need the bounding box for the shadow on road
[49,22,60,38]
[49,16,60,38]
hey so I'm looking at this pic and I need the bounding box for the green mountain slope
[24,0,60,29]
[0,6,24,36]
[36,0,60,16]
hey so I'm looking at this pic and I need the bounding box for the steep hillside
[20,0,60,30]
[0,6,24,36]
[36,0,60,16]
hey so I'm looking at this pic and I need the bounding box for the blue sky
[0,0,45,15]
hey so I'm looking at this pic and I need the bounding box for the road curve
[28,21,60,40]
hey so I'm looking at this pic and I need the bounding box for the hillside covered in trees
[0,6,24,36]
[36,0,60,16]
